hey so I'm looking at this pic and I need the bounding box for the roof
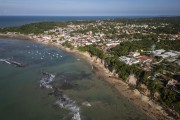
[153,49,165,55]
[159,51,178,58]
[136,56,152,61]
[174,60,180,66]
[164,52,177,57]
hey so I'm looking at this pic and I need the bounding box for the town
[1,17,180,117]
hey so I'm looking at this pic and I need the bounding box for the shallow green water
[0,38,151,120]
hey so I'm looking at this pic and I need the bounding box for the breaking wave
[39,72,81,120]
[40,72,55,89]
[55,94,81,120]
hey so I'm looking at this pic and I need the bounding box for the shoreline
[0,34,177,120]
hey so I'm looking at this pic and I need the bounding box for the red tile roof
[136,56,152,61]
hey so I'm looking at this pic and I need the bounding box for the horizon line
[1,15,180,17]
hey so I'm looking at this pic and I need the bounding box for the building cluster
[119,48,180,94]
[23,20,179,52]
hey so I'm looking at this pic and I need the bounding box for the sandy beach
[0,34,178,120]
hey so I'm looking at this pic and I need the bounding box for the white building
[159,52,178,59]
[153,49,165,56]
[119,56,139,65]
[129,52,140,57]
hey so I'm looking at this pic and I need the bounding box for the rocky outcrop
[133,89,141,96]
[140,84,151,96]
[127,74,138,86]
[154,91,160,100]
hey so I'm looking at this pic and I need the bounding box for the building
[136,56,152,63]
[166,75,180,93]
[129,52,140,57]
[119,56,139,65]
[158,51,179,59]
[174,60,180,66]
[153,49,165,56]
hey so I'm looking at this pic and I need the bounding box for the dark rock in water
[53,87,63,97]
[48,92,54,96]
[56,72,92,83]
[59,82,75,90]
[48,86,64,97]
[52,104,61,111]
[39,72,81,120]
[10,60,26,67]
[0,58,26,67]
[55,94,81,120]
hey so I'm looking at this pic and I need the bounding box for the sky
[0,0,180,16]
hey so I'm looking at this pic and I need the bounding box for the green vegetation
[79,45,107,59]
[77,45,143,80]
[105,56,143,80]
[62,41,74,49]
[0,22,67,34]
[77,46,88,52]
[78,40,180,114]
[71,17,180,41]
[86,45,105,59]
[111,39,180,57]
[110,40,180,113]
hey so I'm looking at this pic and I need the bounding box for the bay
[0,38,151,120]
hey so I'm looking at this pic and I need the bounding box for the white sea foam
[82,101,91,107]
[0,59,11,64]
[72,112,81,120]
[0,58,24,67]
[39,72,81,120]
[55,94,81,120]
[40,73,55,89]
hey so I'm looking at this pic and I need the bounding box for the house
[167,75,180,86]
[153,49,165,56]
[166,75,180,93]
[174,60,180,66]
[119,56,139,65]
[136,55,152,63]
[43,36,51,40]
[172,75,180,84]
[129,52,140,57]
[159,51,178,59]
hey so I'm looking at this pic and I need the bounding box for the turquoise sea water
[0,38,151,120]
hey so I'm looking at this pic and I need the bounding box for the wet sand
[0,34,178,120]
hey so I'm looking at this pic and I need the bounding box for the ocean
[0,16,155,28]
[0,16,120,28]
